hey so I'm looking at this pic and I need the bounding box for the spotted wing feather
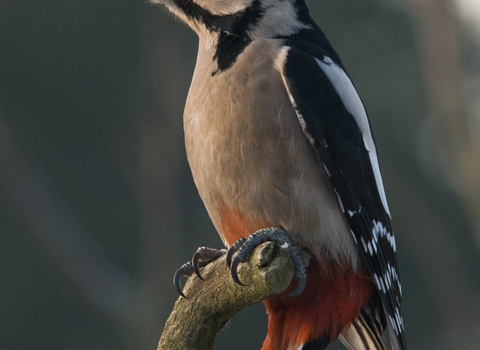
[278,44,406,350]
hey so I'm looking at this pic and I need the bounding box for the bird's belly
[185,110,356,264]
[183,41,357,265]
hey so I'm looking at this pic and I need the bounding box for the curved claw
[285,275,306,298]
[230,256,246,286]
[192,252,205,280]
[173,267,188,298]
[222,319,231,331]
[226,245,237,267]
[226,237,247,267]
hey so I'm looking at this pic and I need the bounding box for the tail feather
[301,337,329,350]
[339,313,387,350]
[339,297,388,350]
[385,316,404,350]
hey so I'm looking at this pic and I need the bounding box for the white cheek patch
[315,56,391,217]
[193,0,253,15]
[249,0,311,38]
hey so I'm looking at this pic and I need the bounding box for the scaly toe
[226,237,247,267]
[192,247,227,280]
[226,228,308,296]
[192,252,205,280]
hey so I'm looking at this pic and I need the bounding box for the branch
[158,242,294,350]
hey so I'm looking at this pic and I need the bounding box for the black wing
[277,45,406,350]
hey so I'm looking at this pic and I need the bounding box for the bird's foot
[174,246,227,298]
[227,228,307,297]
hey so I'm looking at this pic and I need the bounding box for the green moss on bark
[158,242,294,350]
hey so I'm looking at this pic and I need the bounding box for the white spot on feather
[360,237,368,253]
[372,220,396,252]
[323,164,331,178]
[334,187,345,213]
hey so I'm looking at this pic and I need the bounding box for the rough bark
[158,242,295,350]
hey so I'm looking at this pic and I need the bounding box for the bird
[153,0,407,349]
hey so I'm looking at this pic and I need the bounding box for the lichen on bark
[158,242,294,350]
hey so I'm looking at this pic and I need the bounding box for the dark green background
[1,0,479,349]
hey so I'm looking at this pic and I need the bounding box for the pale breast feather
[276,44,406,349]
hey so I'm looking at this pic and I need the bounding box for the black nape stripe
[173,0,241,33]
[172,0,264,73]
[212,0,264,73]
[292,0,312,25]
[172,0,263,37]
[213,33,251,73]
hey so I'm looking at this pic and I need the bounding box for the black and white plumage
[275,37,406,349]
[154,0,406,349]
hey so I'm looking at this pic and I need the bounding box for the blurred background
[1,0,480,349]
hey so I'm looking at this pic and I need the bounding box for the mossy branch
[158,242,294,350]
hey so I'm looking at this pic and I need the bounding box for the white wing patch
[315,56,391,217]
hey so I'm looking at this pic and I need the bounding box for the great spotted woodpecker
[153,0,406,349]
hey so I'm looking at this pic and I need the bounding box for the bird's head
[152,0,314,41]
